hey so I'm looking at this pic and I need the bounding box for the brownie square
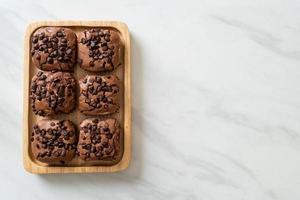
[77,118,121,162]
[79,75,120,115]
[31,27,76,71]
[77,28,123,72]
[30,71,76,116]
[30,119,77,163]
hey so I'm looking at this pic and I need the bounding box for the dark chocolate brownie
[79,75,120,115]
[30,71,76,116]
[77,118,121,163]
[31,119,77,163]
[31,27,76,71]
[77,28,123,72]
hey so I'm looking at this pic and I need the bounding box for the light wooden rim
[23,21,131,174]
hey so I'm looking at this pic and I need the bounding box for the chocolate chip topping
[31,27,76,71]
[77,28,123,72]
[30,120,77,163]
[79,75,120,115]
[30,71,76,116]
[78,118,121,161]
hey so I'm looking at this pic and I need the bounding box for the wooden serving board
[23,21,131,174]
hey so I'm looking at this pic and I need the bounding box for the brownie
[79,75,120,115]
[77,28,123,72]
[30,71,76,116]
[31,27,76,71]
[77,118,121,162]
[30,119,77,163]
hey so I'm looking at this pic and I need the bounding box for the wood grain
[23,21,131,174]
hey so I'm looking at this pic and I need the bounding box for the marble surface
[0,0,300,199]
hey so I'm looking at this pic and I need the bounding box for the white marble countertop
[0,0,300,199]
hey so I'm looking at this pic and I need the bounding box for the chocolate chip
[89,77,94,83]
[107,134,113,139]
[71,144,76,149]
[36,54,41,60]
[34,44,39,50]
[103,142,109,148]
[96,152,102,157]
[58,142,64,148]
[42,37,48,43]
[89,61,95,66]
[85,144,91,150]
[53,151,59,157]
[60,47,66,52]
[90,41,96,47]
[102,46,108,51]
[66,49,72,55]
[39,74,47,80]
[40,152,46,158]
[50,50,58,58]
[31,84,37,92]
[85,152,90,159]
[58,88,65,97]
[56,31,63,37]
[47,57,54,64]
[92,119,98,124]
[52,37,58,43]
[42,137,48,144]
[91,146,96,153]
[102,97,108,103]
[39,33,45,40]
[50,122,55,126]
[104,36,110,42]
[61,150,66,156]
[62,56,69,62]
[32,37,38,43]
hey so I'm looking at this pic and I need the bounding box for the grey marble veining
[0,0,299,199]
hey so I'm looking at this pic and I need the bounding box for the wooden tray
[23,21,131,174]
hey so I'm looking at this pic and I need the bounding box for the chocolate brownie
[31,27,76,71]
[77,28,123,72]
[77,118,121,163]
[79,75,120,115]
[30,71,76,116]
[30,119,77,163]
